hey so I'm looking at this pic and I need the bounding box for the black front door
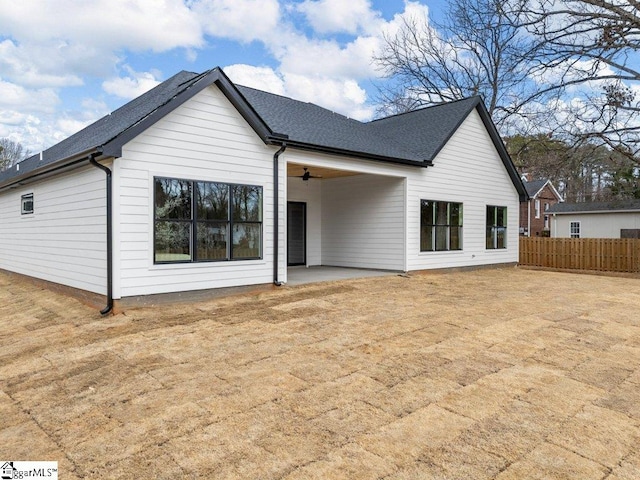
[287,202,306,265]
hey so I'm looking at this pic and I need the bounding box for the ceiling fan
[296,167,322,181]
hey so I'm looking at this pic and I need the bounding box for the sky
[0,0,447,155]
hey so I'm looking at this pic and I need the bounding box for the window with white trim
[570,221,580,238]
[21,193,34,215]
[420,200,463,252]
[154,177,262,263]
[535,199,541,218]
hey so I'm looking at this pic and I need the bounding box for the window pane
[570,222,580,238]
[420,226,434,251]
[232,185,262,221]
[450,203,462,226]
[196,222,227,260]
[435,202,448,225]
[155,178,191,220]
[435,225,448,251]
[421,200,434,227]
[196,182,228,220]
[450,226,462,250]
[486,206,495,227]
[155,221,191,262]
[497,207,506,227]
[233,223,261,258]
[496,227,506,249]
[486,227,494,249]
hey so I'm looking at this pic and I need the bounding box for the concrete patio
[286,265,398,285]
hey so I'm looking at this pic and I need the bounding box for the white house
[548,200,640,239]
[0,68,527,313]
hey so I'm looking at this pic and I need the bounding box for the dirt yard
[1,267,639,479]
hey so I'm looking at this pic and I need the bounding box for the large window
[570,221,580,238]
[420,200,463,252]
[154,177,262,263]
[486,206,507,249]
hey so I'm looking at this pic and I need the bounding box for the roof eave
[550,209,640,215]
[266,137,431,167]
[0,147,104,192]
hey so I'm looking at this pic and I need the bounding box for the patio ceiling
[287,163,361,180]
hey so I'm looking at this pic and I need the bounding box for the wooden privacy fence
[519,237,640,273]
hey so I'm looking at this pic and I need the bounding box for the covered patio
[285,161,408,278]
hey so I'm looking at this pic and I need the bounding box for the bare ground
[1,267,640,479]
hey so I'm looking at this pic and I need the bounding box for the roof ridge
[236,84,364,124]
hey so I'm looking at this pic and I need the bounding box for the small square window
[21,193,34,215]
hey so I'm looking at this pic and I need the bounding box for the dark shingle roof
[0,70,202,185]
[0,67,526,201]
[236,85,421,162]
[548,200,640,214]
[367,97,480,161]
[523,179,548,198]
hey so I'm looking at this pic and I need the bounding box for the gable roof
[368,97,481,160]
[524,179,547,197]
[365,97,527,200]
[523,179,563,201]
[0,67,527,200]
[548,199,640,214]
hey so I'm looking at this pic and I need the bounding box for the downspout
[89,155,113,315]
[273,143,287,286]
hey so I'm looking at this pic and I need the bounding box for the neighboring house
[548,200,640,238]
[0,67,527,312]
[519,178,563,237]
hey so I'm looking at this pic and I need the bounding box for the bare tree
[0,138,31,172]
[509,0,640,160]
[374,0,538,128]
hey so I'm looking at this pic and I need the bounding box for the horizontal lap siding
[553,213,640,238]
[407,109,520,271]
[115,85,275,298]
[0,165,107,294]
[322,174,405,270]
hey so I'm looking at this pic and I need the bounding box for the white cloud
[224,65,374,121]
[283,73,373,120]
[0,39,86,88]
[224,64,286,95]
[193,0,281,43]
[0,79,59,112]
[274,34,381,80]
[102,68,162,99]
[0,1,202,88]
[0,0,436,151]
[0,1,203,52]
[297,0,383,35]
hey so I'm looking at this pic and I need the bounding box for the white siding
[0,165,107,294]
[321,174,405,270]
[287,177,322,266]
[283,109,520,275]
[552,212,640,238]
[114,85,278,298]
[407,109,520,270]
